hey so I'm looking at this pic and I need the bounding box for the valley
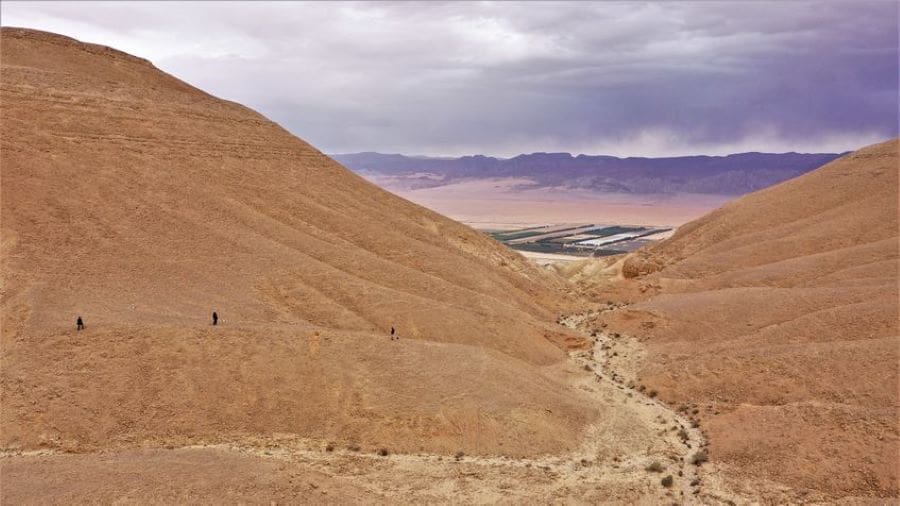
[0,26,896,505]
[2,306,753,504]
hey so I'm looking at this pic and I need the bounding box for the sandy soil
[3,27,893,504]
[4,307,770,504]
[0,28,751,504]
[1,27,596,464]
[518,250,586,265]
[566,140,900,501]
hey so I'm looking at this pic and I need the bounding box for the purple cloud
[1,1,896,156]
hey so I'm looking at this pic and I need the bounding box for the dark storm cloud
[2,1,896,156]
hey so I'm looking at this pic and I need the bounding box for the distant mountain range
[333,151,844,195]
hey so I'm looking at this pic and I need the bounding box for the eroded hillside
[583,139,899,501]
[0,27,597,461]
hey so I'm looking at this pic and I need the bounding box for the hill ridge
[589,138,899,499]
[0,27,594,466]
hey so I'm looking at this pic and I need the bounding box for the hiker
[76,316,84,331]
[212,311,218,326]
[390,326,395,340]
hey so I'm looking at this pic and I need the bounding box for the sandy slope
[0,28,770,504]
[578,140,899,500]
[0,26,598,463]
[3,27,892,504]
[5,309,761,504]
[1,448,376,504]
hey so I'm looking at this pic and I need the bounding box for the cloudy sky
[2,1,897,157]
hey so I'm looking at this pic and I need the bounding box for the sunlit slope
[605,139,899,498]
[0,28,591,455]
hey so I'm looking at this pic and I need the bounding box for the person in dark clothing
[212,311,218,326]
[390,326,395,340]
[76,316,84,331]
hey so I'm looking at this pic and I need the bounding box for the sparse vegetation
[455,451,465,461]
[648,390,658,398]
[645,461,664,472]
[325,443,335,452]
[691,450,708,466]
[348,444,361,452]
[377,448,389,457]
[661,475,674,487]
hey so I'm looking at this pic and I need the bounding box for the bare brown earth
[3,28,893,504]
[567,140,899,501]
[0,26,605,484]
[2,326,757,505]
[1,448,376,504]
[2,28,764,504]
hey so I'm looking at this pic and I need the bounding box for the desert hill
[0,26,597,464]
[589,139,899,499]
[4,27,894,503]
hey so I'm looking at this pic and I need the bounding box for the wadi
[1,28,897,505]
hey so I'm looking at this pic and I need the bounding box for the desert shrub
[583,364,593,372]
[661,475,674,487]
[455,451,465,461]
[691,419,700,428]
[691,450,708,466]
[645,461,664,473]
[690,478,700,486]
[377,448,389,457]
[648,390,658,398]
[348,444,361,452]
[325,443,335,452]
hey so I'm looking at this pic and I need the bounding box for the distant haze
[334,150,843,195]
[1,1,897,157]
